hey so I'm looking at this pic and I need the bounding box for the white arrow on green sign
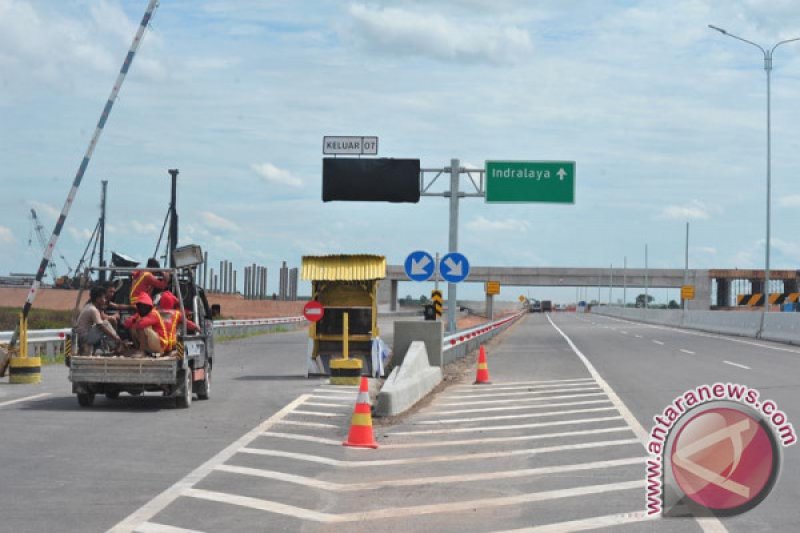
[485,160,576,204]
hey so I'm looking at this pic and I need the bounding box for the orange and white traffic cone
[343,376,379,449]
[474,345,491,384]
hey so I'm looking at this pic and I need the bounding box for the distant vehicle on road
[541,300,553,313]
[529,300,542,313]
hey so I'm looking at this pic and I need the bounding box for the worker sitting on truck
[158,291,199,351]
[76,286,122,355]
[130,258,170,304]
[101,282,133,328]
[123,292,169,356]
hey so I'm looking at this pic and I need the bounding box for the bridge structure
[380,266,800,311]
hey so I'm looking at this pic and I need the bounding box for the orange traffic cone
[474,346,491,384]
[343,376,379,449]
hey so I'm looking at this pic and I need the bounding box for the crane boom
[29,209,59,283]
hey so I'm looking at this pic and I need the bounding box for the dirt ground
[0,287,305,319]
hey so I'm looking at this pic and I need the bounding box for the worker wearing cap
[158,291,199,352]
[130,258,170,304]
[123,292,169,355]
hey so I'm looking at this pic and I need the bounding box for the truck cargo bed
[69,356,177,384]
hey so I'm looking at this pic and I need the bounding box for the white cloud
[778,195,800,208]
[347,3,533,65]
[251,163,303,187]
[772,238,800,263]
[0,226,15,244]
[466,216,529,232]
[131,220,158,235]
[67,227,94,241]
[658,200,718,220]
[696,246,717,254]
[200,211,240,232]
[29,201,60,220]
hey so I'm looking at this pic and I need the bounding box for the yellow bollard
[330,311,361,385]
[9,314,41,384]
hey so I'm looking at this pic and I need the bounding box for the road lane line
[0,392,51,408]
[415,406,617,425]
[388,415,624,436]
[108,394,311,533]
[240,438,641,467]
[382,426,634,449]
[184,480,645,522]
[445,381,598,394]
[680,349,695,355]
[634,335,643,338]
[302,401,349,408]
[276,420,339,429]
[438,386,600,400]
[308,394,353,402]
[311,389,355,396]
[723,360,751,370]
[652,340,664,345]
[423,399,612,416]
[290,410,345,418]
[495,510,658,532]
[435,391,606,407]
[620,331,628,335]
[135,523,205,533]
[449,378,594,389]
[215,456,647,492]
[549,314,728,533]
[261,432,343,446]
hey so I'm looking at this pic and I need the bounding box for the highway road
[0,313,798,532]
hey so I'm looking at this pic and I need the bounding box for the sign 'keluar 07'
[322,158,421,203]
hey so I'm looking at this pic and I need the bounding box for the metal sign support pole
[447,159,460,334]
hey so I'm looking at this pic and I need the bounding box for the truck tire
[197,364,211,400]
[105,390,120,400]
[77,393,95,407]
[176,369,192,409]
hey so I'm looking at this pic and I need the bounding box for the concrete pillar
[485,294,494,320]
[279,261,288,301]
[391,280,398,312]
[209,268,215,293]
[716,278,731,307]
[785,279,798,294]
[233,270,237,295]
[751,279,763,295]
[289,268,298,300]
[687,270,712,311]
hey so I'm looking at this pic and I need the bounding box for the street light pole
[709,25,800,333]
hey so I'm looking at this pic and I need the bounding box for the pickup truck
[66,261,214,409]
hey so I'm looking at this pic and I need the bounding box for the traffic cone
[343,376,379,449]
[474,346,491,384]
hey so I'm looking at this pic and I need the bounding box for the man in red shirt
[130,258,171,304]
[158,291,199,352]
[123,293,169,355]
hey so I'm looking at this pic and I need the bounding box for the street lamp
[708,24,800,330]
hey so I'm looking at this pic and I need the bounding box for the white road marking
[308,394,353,402]
[723,360,751,370]
[261,432,342,446]
[290,410,344,418]
[276,420,339,429]
[435,391,606,407]
[652,340,664,345]
[302,401,349,408]
[134,523,205,533]
[445,381,597,394]
[311,389,355,396]
[382,426,634,449]
[239,438,640,467]
[108,394,310,533]
[215,456,646,492]
[552,314,728,533]
[387,415,624,436]
[437,386,600,401]
[416,406,617,425]
[496,510,658,532]
[184,480,645,522]
[0,392,51,408]
[634,335,643,338]
[620,330,628,335]
[423,399,612,416]
[680,349,696,355]
[449,377,594,389]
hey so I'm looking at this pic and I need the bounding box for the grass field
[0,307,72,331]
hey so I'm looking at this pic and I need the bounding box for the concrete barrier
[761,313,800,345]
[392,321,444,368]
[593,307,766,340]
[375,341,442,417]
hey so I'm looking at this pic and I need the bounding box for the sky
[2,0,800,304]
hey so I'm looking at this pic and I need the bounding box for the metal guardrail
[0,317,309,358]
[440,311,526,363]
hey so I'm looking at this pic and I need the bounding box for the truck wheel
[176,369,193,409]
[77,393,95,407]
[105,390,120,400]
[197,364,211,400]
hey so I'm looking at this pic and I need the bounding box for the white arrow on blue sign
[404,250,435,282]
[439,252,470,283]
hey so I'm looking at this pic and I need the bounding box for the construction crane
[28,208,71,285]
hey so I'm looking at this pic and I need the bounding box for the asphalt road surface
[1,313,798,532]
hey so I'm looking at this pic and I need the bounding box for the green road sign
[485,160,576,203]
